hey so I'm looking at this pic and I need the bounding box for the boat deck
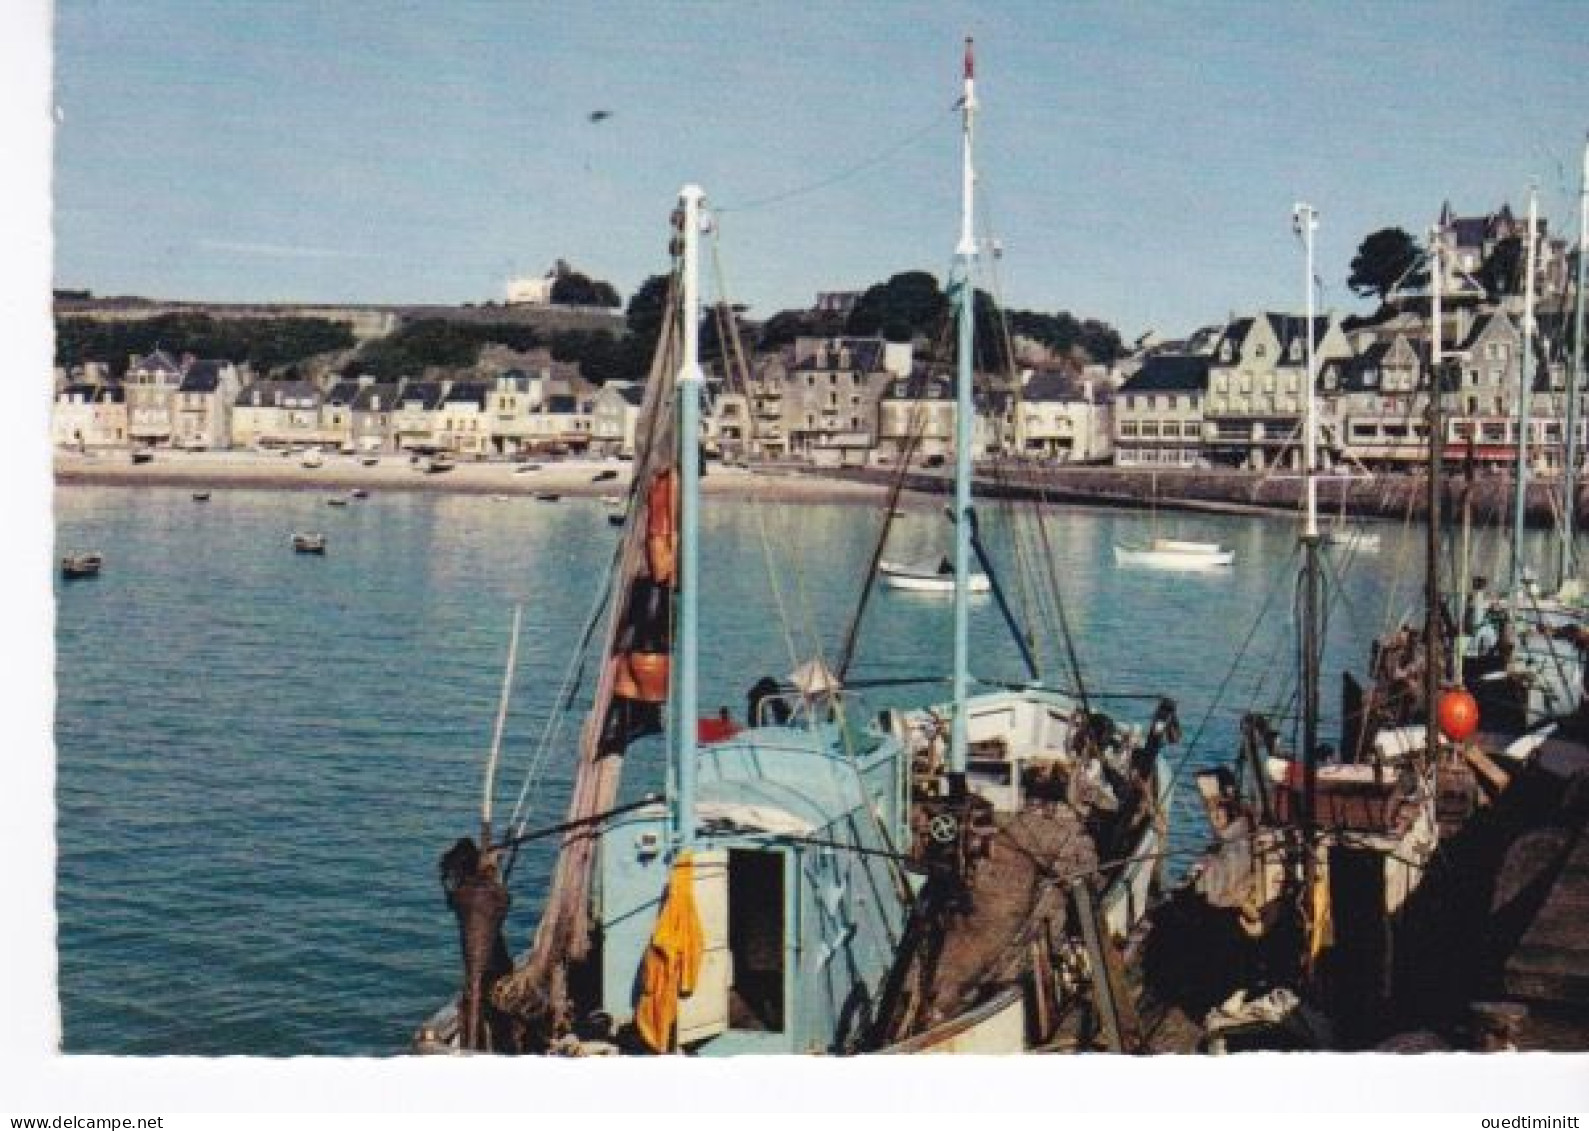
[926,803,1098,1022]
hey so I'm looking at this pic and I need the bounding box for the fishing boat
[878,557,991,593]
[60,552,103,579]
[417,183,928,1057]
[292,533,326,554]
[192,491,211,502]
[1112,538,1235,569]
[415,44,1183,1059]
[1135,205,1458,1053]
[350,488,369,500]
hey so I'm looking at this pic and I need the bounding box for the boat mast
[1294,202,1322,940]
[949,37,978,792]
[1561,139,1589,589]
[1426,226,1444,773]
[675,184,704,853]
[1510,185,1540,597]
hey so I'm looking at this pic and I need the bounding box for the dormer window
[1221,342,1233,362]
[1290,340,1301,361]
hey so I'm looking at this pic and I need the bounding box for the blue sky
[50,0,1589,340]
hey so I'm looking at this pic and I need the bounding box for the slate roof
[323,379,362,407]
[177,360,226,394]
[795,336,887,373]
[546,394,582,413]
[1264,313,1333,362]
[132,349,182,376]
[352,382,399,411]
[884,370,953,401]
[444,381,488,407]
[398,382,446,410]
[1118,354,1210,394]
[236,379,322,408]
[1022,370,1082,403]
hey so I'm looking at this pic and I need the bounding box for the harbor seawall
[803,464,1584,528]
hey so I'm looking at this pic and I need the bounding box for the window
[1120,421,1140,437]
[1140,422,1160,438]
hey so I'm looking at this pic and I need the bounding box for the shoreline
[56,451,1574,526]
[51,451,906,506]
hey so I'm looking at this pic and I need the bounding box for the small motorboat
[534,492,561,502]
[425,457,455,474]
[361,456,380,467]
[61,552,103,579]
[192,491,211,502]
[350,488,369,500]
[130,450,153,465]
[879,558,991,594]
[301,451,324,469]
[513,463,542,474]
[591,469,619,483]
[1113,538,1234,569]
[600,495,624,508]
[606,512,626,527]
[292,533,326,554]
[327,496,349,507]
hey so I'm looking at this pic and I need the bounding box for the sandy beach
[53,449,907,506]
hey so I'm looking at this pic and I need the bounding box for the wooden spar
[499,269,684,1016]
[480,604,524,850]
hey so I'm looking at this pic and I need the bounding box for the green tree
[625,273,673,356]
[1479,236,1523,301]
[845,271,947,340]
[550,269,621,307]
[1348,227,1425,303]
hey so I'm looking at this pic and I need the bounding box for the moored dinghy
[61,552,103,579]
[292,533,326,554]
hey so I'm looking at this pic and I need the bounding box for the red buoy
[1436,688,1479,742]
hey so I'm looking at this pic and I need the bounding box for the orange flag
[633,852,705,1052]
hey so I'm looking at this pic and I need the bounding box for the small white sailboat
[1114,537,1234,569]
[879,557,991,593]
[1113,473,1234,568]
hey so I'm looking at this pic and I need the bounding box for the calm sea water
[52,483,1547,1054]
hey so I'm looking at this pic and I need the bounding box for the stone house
[1202,313,1353,469]
[53,383,127,450]
[124,349,184,447]
[1113,355,1211,468]
[171,359,243,450]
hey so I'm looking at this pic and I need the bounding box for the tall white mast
[1510,185,1540,596]
[948,37,977,788]
[1560,139,1589,588]
[675,184,704,853]
[1297,204,1320,539]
